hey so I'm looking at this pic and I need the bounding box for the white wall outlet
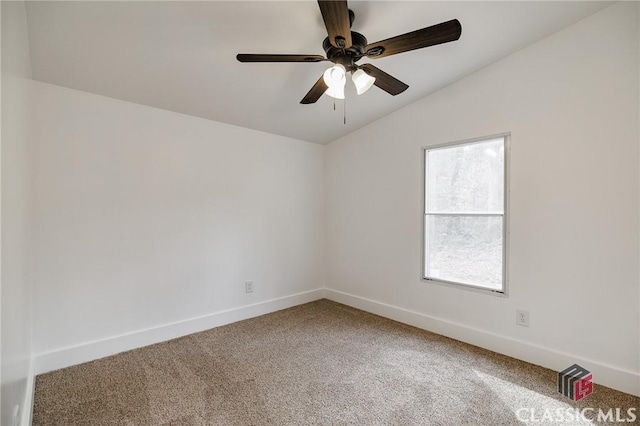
[13,405,20,426]
[516,309,530,327]
[245,280,254,294]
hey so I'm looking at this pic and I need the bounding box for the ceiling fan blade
[360,64,408,96]
[237,54,326,63]
[365,19,461,59]
[317,1,352,48]
[300,75,329,104]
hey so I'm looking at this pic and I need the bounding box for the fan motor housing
[322,31,368,68]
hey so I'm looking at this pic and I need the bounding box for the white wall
[1,1,35,425]
[326,2,639,395]
[32,82,325,366]
[10,0,638,408]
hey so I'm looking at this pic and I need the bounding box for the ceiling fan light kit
[237,0,462,105]
[322,64,376,99]
[352,69,376,95]
[323,64,346,99]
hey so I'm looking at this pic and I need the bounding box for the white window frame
[421,133,510,296]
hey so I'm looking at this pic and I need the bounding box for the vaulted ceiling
[26,1,611,144]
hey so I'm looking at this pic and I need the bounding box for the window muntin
[423,136,508,293]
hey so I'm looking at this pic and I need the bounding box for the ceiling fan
[236,1,462,104]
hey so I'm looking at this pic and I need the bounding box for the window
[423,134,508,294]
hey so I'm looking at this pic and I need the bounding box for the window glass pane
[427,139,504,213]
[425,215,503,290]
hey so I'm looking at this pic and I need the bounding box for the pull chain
[343,96,346,125]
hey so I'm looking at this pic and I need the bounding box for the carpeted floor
[33,299,638,425]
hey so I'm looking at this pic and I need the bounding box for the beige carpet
[33,299,638,425]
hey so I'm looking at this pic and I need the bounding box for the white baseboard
[35,289,324,375]
[21,357,35,426]
[324,288,640,397]
[32,287,640,398]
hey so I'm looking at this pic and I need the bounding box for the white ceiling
[26,1,612,144]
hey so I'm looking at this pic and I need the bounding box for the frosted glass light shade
[324,86,345,99]
[352,69,375,95]
[323,64,346,99]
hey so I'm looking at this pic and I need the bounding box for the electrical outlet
[516,309,530,327]
[245,281,254,294]
[13,405,20,426]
